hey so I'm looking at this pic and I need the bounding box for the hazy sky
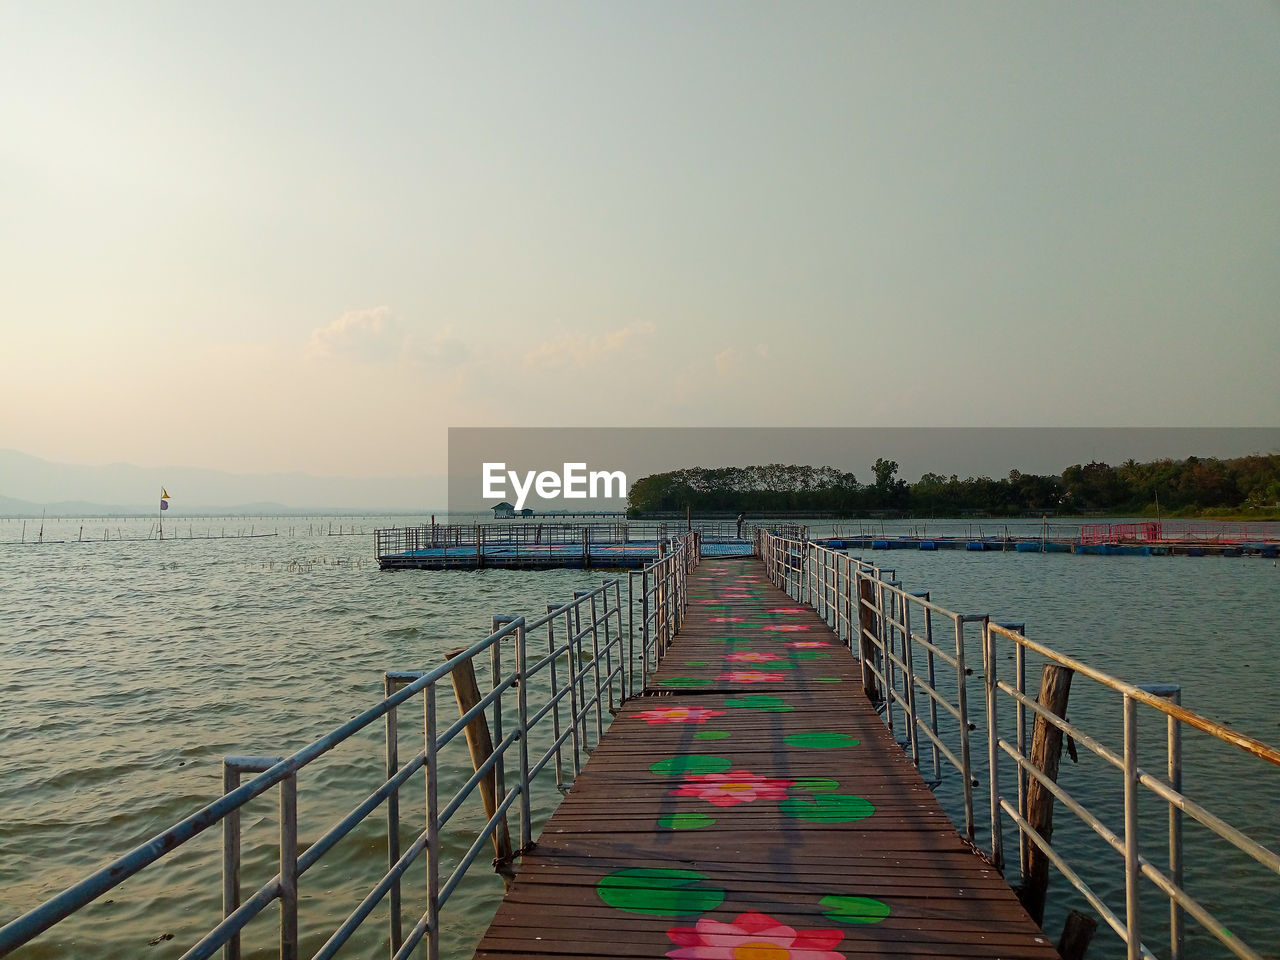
[3,2,1278,481]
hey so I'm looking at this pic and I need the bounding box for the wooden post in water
[444,650,513,865]
[856,576,881,704]
[1016,663,1075,925]
[1057,909,1097,960]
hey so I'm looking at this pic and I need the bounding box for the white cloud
[523,321,656,370]
[414,324,470,366]
[714,346,741,376]
[307,307,406,363]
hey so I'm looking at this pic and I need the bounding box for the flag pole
[159,486,164,541]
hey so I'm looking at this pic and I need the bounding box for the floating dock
[816,535,1278,558]
[474,558,1058,959]
[376,523,757,570]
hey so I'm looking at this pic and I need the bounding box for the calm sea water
[1,516,1277,959]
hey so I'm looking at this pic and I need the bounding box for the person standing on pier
[736,513,745,538]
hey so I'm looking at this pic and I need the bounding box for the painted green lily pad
[784,732,860,749]
[649,755,732,776]
[725,659,795,670]
[814,676,843,683]
[693,730,731,740]
[780,794,875,822]
[658,812,717,830]
[820,894,891,924]
[596,868,726,916]
[724,694,793,712]
[657,676,708,688]
[792,777,840,793]
[791,650,832,659]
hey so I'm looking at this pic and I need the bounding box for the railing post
[222,762,241,960]
[1123,694,1141,960]
[656,566,667,659]
[627,575,637,699]
[384,674,403,955]
[545,604,566,791]
[641,570,651,690]
[490,621,509,841]
[576,591,605,741]
[515,620,532,853]
[563,608,582,777]
[901,599,920,767]
[917,593,942,782]
[856,574,880,703]
[955,616,977,844]
[1006,622,1029,882]
[1167,690,1184,960]
[882,585,899,736]
[570,602,592,754]
[424,685,439,960]
[279,769,298,960]
[983,619,1003,872]
[221,756,287,960]
[612,581,626,706]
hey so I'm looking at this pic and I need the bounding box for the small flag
[161,488,170,510]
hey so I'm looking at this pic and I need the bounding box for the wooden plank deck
[475,558,1059,960]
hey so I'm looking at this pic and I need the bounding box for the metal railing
[375,522,678,557]
[629,533,701,695]
[757,530,1280,960]
[0,536,699,960]
[984,623,1280,960]
[1080,520,1279,546]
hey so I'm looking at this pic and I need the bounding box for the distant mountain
[0,450,446,514]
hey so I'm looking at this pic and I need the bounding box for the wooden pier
[474,558,1059,959]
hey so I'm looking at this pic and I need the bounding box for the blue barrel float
[965,541,985,551]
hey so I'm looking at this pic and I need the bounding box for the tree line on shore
[625,455,1280,517]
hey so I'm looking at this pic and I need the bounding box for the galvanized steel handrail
[0,571,667,959]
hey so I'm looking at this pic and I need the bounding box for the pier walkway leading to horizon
[474,557,1059,960]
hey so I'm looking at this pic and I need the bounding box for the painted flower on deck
[671,771,794,807]
[725,651,783,663]
[637,706,727,725]
[666,910,845,960]
[762,624,810,632]
[786,641,831,649]
[766,608,808,614]
[709,617,746,623]
[719,670,786,684]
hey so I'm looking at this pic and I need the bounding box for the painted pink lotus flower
[671,771,794,807]
[709,617,746,623]
[762,624,810,632]
[725,651,783,663]
[667,910,845,960]
[766,607,808,614]
[786,641,831,649]
[637,706,726,725]
[720,670,786,683]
